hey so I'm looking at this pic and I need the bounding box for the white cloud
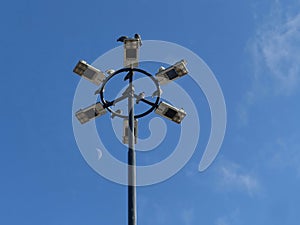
[238,0,300,126]
[249,1,300,96]
[218,161,260,196]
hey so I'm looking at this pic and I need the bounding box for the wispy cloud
[238,0,300,126]
[217,161,260,196]
[249,1,300,96]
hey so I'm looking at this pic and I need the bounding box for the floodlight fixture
[73,60,106,86]
[123,119,138,144]
[73,34,189,225]
[123,37,142,68]
[155,59,188,85]
[75,102,107,124]
[155,101,186,124]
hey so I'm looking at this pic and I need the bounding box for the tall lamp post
[73,34,189,225]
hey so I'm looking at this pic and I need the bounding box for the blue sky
[1,0,300,224]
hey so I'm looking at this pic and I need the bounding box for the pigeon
[134,33,141,40]
[134,33,142,45]
[117,36,128,42]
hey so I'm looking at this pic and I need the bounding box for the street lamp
[73,34,188,225]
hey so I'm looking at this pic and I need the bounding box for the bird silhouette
[134,33,142,45]
[117,36,128,42]
[134,33,141,40]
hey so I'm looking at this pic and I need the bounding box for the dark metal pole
[128,70,137,225]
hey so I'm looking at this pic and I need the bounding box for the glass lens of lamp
[126,49,137,59]
[85,108,98,118]
[164,108,177,119]
[83,69,96,79]
[165,69,178,80]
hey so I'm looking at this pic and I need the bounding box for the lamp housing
[155,101,186,124]
[155,60,188,85]
[73,60,106,86]
[75,102,107,124]
[124,38,141,68]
